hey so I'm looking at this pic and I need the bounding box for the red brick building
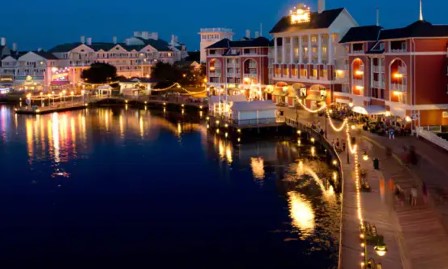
[205,36,270,92]
[341,20,448,126]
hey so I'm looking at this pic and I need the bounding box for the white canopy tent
[352,105,387,115]
[230,101,277,125]
[208,95,246,116]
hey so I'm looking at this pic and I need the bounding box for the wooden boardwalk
[280,106,448,269]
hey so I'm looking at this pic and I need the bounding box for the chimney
[376,8,380,26]
[81,36,86,44]
[86,37,92,46]
[171,34,177,45]
[1,37,6,46]
[113,36,117,44]
[255,31,260,38]
[12,43,17,51]
[318,0,325,13]
[245,29,250,39]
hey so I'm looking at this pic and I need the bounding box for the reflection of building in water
[0,106,12,142]
[250,157,265,180]
[19,107,206,164]
[24,112,87,163]
[287,191,315,238]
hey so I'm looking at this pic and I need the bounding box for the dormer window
[390,40,407,52]
[352,43,364,53]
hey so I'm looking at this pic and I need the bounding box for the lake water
[0,105,340,269]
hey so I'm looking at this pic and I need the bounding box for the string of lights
[297,99,327,113]
[326,110,348,132]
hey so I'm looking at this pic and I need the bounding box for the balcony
[243,73,257,78]
[372,66,383,73]
[390,83,407,92]
[371,81,385,89]
[353,79,364,87]
[353,49,364,54]
[390,48,407,53]
[226,72,240,77]
[209,71,221,77]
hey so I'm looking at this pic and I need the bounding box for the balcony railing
[390,48,407,53]
[353,49,364,54]
[209,72,221,77]
[372,66,383,73]
[371,81,385,89]
[390,83,407,92]
[353,79,364,86]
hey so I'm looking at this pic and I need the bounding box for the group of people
[394,184,426,206]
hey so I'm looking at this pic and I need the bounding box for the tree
[81,62,117,84]
[151,62,181,83]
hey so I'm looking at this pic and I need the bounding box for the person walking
[422,183,428,204]
[411,186,418,206]
[342,140,346,151]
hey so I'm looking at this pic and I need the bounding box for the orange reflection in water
[250,157,265,180]
[287,191,315,238]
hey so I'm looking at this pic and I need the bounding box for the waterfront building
[0,50,61,91]
[0,32,188,90]
[199,28,234,63]
[269,0,357,107]
[340,6,448,126]
[205,31,270,94]
[0,37,18,88]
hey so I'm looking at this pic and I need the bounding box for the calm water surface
[0,105,340,269]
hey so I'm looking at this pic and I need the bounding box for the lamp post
[40,92,43,107]
[320,89,328,138]
[71,91,74,103]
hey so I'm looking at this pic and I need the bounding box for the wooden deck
[15,102,87,114]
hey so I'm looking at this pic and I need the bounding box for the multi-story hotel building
[0,32,188,90]
[340,14,448,126]
[205,33,270,89]
[269,0,357,107]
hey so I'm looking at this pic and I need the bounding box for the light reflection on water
[288,191,315,238]
[0,105,340,268]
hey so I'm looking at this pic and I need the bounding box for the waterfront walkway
[279,107,448,269]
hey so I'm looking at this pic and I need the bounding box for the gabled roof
[206,37,270,49]
[270,8,344,34]
[49,38,173,53]
[380,20,448,40]
[48,42,83,53]
[135,37,172,51]
[89,42,117,51]
[340,25,383,43]
[33,51,58,60]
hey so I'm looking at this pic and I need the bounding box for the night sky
[1,0,445,51]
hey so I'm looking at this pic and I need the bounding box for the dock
[15,101,87,114]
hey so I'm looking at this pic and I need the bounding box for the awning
[352,105,387,115]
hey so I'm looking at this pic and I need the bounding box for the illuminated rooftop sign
[290,4,311,24]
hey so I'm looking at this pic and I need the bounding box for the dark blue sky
[0,0,445,51]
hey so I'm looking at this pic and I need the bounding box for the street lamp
[374,244,387,257]
[362,151,369,161]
